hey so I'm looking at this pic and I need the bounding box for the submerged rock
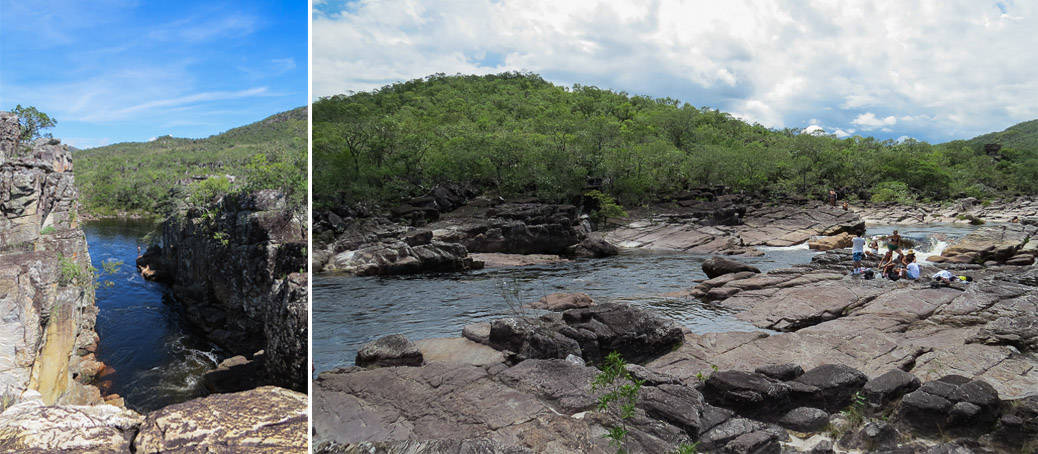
[702,256,761,279]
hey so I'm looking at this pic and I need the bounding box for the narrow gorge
[0,112,307,453]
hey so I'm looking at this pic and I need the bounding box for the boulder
[778,407,829,432]
[703,370,791,417]
[898,376,1001,435]
[702,256,761,279]
[792,364,868,412]
[807,232,854,251]
[355,334,424,368]
[487,303,683,365]
[969,316,1038,352]
[527,292,595,311]
[862,369,920,408]
[755,364,804,382]
[134,386,307,453]
[565,235,619,258]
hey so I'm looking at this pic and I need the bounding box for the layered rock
[0,112,104,406]
[603,201,864,254]
[649,256,1038,399]
[853,197,1038,225]
[0,386,308,453]
[928,222,1036,264]
[139,189,307,391]
[317,200,603,275]
[134,386,308,453]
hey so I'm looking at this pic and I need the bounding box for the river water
[85,219,224,413]
[312,223,982,374]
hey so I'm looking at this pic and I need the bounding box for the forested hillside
[314,73,1037,208]
[76,107,307,215]
[945,119,1038,154]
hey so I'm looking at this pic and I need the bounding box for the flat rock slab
[134,386,308,453]
[313,361,608,452]
[470,253,569,268]
[650,266,1038,399]
[0,398,142,453]
[415,337,505,366]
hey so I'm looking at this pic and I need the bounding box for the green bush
[870,181,914,204]
[585,190,627,223]
[189,176,232,206]
[57,255,94,287]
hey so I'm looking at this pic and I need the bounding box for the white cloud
[851,112,897,129]
[314,0,1038,141]
[802,125,825,135]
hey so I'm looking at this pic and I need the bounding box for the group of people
[850,230,972,285]
[851,229,919,280]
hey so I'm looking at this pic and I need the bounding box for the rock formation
[0,112,105,407]
[0,111,308,453]
[138,188,307,392]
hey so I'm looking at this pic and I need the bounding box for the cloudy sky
[314,0,1036,143]
[0,0,306,149]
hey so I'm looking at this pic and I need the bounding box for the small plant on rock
[591,351,644,454]
[674,442,700,454]
[40,226,56,235]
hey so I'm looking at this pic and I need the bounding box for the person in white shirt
[903,251,920,280]
[851,233,866,272]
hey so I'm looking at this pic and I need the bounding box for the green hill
[314,73,1037,207]
[945,119,1038,153]
[76,107,307,215]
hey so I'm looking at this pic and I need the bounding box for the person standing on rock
[851,232,866,272]
[886,230,901,253]
[828,189,837,207]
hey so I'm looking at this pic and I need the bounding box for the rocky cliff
[139,189,307,392]
[0,112,106,407]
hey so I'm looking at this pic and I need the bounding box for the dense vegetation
[314,73,1037,209]
[76,107,307,215]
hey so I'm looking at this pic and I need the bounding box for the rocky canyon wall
[0,112,106,406]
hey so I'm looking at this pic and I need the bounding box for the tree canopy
[11,105,56,145]
[75,107,307,216]
[314,73,1037,209]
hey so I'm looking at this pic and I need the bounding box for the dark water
[313,223,984,375]
[85,219,224,412]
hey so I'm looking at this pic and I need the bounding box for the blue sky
[314,0,1037,143]
[0,0,307,149]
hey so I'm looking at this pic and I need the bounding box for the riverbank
[313,189,1036,452]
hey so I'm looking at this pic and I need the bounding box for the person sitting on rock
[878,250,896,278]
[902,251,920,280]
[868,238,879,256]
[851,232,866,271]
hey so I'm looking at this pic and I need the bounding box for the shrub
[870,181,914,204]
[188,176,232,206]
[591,352,643,453]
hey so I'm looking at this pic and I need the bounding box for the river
[314,222,982,375]
[84,219,224,413]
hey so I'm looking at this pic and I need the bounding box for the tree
[11,105,57,144]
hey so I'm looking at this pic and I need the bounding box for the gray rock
[703,256,761,279]
[527,292,594,311]
[134,386,307,452]
[356,334,423,368]
[488,303,683,365]
[704,371,790,417]
[792,364,868,412]
[863,369,920,407]
[778,407,829,432]
[755,364,803,381]
[723,429,781,454]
